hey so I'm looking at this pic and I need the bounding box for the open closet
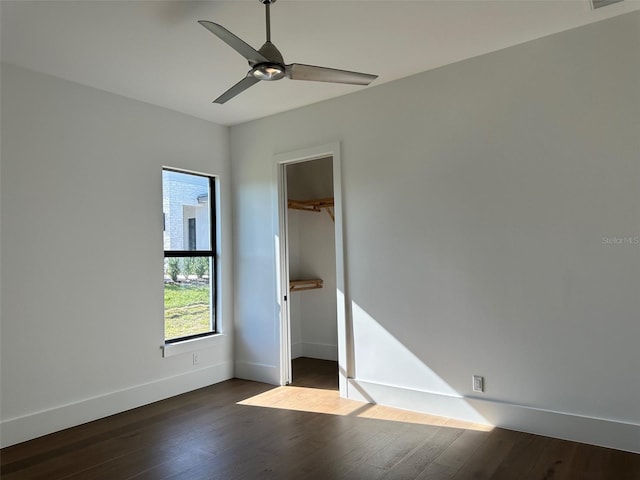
[286,156,338,389]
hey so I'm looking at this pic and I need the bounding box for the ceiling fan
[199,0,378,104]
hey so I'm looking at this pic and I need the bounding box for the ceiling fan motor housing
[257,41,285,65]
[251,40,286,80]
[252,63,285,81]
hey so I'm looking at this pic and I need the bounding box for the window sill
[162,333,225,358]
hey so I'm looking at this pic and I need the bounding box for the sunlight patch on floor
[238,386,493,432]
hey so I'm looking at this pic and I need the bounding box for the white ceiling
[2,0,638,126]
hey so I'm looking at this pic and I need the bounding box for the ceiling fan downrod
[261,0,275,43]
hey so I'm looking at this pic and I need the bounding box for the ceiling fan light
[252,63,285,81]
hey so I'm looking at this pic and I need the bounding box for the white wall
[0,64,233,447]
[292,210,337,361]
[230,12,640,452]
[287,158,337,361]
[286,157,334,201]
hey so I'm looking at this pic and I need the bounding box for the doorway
[274,142,350,396]
[285,157,338,390]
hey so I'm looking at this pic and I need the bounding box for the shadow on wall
[347,301,490,426]
[343,294,640,454]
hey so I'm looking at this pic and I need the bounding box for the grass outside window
[164,283,211,340]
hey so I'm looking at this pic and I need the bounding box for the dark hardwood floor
[2,358,638,479]
[291,356,339,390]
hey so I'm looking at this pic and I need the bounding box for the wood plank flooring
[291,356,339,390]
[2,358,639,479]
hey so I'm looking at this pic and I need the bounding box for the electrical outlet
[193,352,200,365]
[472,375,484,393]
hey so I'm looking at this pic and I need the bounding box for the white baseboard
[0,362,233,448]
[347,379,640,454]
[300,342,338,361]
[291,342,337,361]
[234,361,280,385]
[291,342,303,359]
[5,366,636,453]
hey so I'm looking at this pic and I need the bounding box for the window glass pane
[162,170,211,251]
[164,256,213,341]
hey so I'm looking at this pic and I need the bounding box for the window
[188,218,197,250]
[162,169,216,343]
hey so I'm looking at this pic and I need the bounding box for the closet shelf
[288,197,335,222]
[290,279,323,292]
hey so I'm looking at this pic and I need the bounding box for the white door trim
[272,142,350,396]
